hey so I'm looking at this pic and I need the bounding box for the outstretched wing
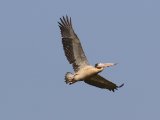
[84,75,124,92]
[58,16,89,72]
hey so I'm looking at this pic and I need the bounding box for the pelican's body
[58,16,124,92]
[74,66,102,80]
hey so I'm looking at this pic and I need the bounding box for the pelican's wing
[84,75,124,92]
[58,16,89,72]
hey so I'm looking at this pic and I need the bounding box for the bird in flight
[58,16,124,92]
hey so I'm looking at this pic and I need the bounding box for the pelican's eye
[95,63,99,67]
[95,63,103,68]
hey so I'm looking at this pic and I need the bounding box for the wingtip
[118,83,124,88]
[59,15,72,27]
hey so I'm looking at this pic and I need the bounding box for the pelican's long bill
[96,63,117,68]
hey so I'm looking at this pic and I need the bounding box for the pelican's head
[95,63,117,69]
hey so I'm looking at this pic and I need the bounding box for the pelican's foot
[65,77,76,85]
[68,80,76,85]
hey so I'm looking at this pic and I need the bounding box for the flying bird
[58,16,124,92]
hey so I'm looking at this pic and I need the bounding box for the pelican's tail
[65,72,74,84]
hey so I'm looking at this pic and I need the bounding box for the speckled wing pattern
[58,16,89,72]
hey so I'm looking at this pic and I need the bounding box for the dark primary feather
[58,16,89,72]
[84,75,124,92]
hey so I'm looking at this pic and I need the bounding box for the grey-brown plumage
[58,16,89,72]
[58,16,124,92]
[84,75,124,92]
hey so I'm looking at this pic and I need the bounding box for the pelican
[58,16,124,92]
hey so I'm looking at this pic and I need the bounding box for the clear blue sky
[0,0,160,120]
